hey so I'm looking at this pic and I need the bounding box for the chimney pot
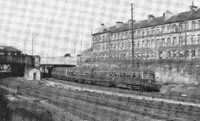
[116,21,124,28]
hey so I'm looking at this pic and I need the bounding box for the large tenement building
[81,4,200,68]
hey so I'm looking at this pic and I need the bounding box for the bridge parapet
[0,55,34,66]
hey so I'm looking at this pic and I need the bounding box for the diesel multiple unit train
[51,67,161,92]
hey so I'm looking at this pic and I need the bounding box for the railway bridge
[0,46,36,77]
[40,56,76,77]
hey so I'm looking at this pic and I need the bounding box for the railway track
[2,77,200,121]
[19,86,152,121]
[45,78,200,104]
[17,81,200,121]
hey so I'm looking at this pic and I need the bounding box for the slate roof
[0,46,21,52]
[166,9,200,23]
[93,8,200,35]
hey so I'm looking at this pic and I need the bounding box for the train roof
[55,66,154,73]
[93,67,154,73]
[67,66,95,73]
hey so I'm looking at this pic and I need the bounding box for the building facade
[84,4,200,68]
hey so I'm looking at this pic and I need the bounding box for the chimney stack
[148,14,155,22]
[163,10,173,21]
[101,23,107,32]
[116,21,124,28]
[190,1,198,12]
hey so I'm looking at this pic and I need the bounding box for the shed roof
[25,68,40,72]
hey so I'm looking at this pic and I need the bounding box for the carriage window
[132,73,136,78]
[123,73,127,77]
[143,71,155,79]
[127,73,130,77]
[137,74,141,78]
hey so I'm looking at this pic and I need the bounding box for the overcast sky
[0,0,199,57]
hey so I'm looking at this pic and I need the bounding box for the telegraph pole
[32,33,36,55]
[131,3,135,68]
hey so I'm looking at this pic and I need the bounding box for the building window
[146,30,149,36]
[103,45,105,50]
[162,26,165,33]
[142,40,145,48]
[144,40,148,47]
[107,35,110,41]
[172,51,177,58]
[159,51,163,59]
[117,43,120,49]
[191,35,196,45]
[162,38,165,46]
[191,50,196,57]
[198,34,200,44]
[151,39,154,48]
[198,49,200,58]
[103,36,105,41]
[179,50,184,58]
[185,50,189,58]
[112,44,115,49]
[179,36,183,45]
[151,52,155,59]
[199,20,200,29]
[146,40,150,47]
[167,25,171,32]
[137,41,140,48]
[99,36,101,41]
[129,42,132,50]
[124,42,127,50]
[172,24,177,32]
[142,31,145,37]
[110,44,113,49]
[192,21,196,30]
[167,51,171,58]
[137,30,140,37]
[172,37,176,46]
[106,44,109,50]
[156,39,160,47]
[179,23,183,31]
[125,32,128,38]
[186,35,190,45]
[185,22,189,30]
[121,43,124,49]
[152,30,155,35]
[167,38,171,46]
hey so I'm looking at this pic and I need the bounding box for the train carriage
[51,67,161,92]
